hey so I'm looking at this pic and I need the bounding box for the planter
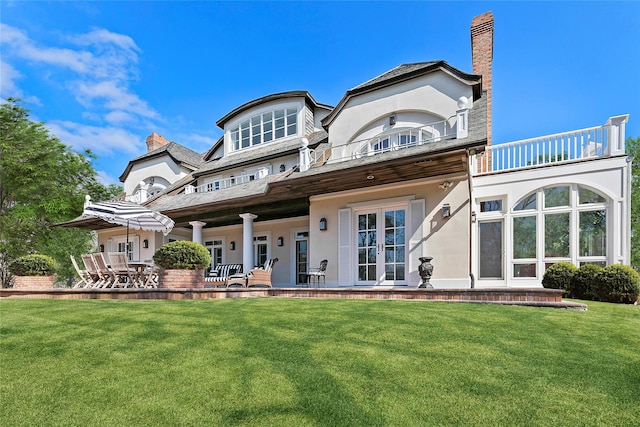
[13,275,55,289]
[158,269,204,289]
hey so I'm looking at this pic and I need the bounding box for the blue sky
[2,1,639,186]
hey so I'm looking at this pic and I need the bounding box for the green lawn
[1,298,638,426]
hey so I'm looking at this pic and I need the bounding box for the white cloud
[0,60,23,98]
[72,28,140,54]
[1,24,93,74]
[104,110,135,124]
[75,80,158,119]
[0,23,159,124]
[46,120,143,156]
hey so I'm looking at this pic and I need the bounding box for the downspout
[466,148,476,288]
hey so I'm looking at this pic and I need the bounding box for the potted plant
[153,241,211,288]
[10,254,58,289]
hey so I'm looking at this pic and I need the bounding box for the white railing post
[605,115,629,156]
[456,97,469,139]
[299,137,310,172]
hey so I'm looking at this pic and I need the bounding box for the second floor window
[231,108,297,151]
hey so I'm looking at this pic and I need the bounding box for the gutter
[466,148,476,288]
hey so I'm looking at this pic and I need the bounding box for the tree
[628,136,640,271]
[0,98,122,287]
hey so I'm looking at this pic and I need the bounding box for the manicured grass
[1,299,638,426]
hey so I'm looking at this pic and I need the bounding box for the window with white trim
[231,108,297,151]
[509,185,608,278]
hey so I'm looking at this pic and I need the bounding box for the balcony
[472,115,629,176]
[312,119,454,165]
[185,168,270,194]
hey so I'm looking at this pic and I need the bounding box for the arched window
[511,185,608,279]
[355,125,441,158]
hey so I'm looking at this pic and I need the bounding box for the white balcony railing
[185,168,269,194]
[312,119,454,165]
[473,115,628,175]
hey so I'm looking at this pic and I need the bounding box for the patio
[0,286,586,309]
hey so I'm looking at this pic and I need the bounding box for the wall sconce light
[229,241,236,250]
[142,239,149,249]
[99,244,104,253]
[280,164,286,172]
[389,114,396,126]
[439,181,452,191]
[319,217,327,231]
[277,236,284,246]
[471,211,477,223]
[442,203,451,219]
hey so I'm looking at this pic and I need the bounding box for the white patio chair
[306,259,328,287]
[108,252,138,288]
[81,254,107,288]
[93,253,116,288]
[70,254,92,288]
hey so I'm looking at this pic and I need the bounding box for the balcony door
[356,209,406,286]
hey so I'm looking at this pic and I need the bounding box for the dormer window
[230,108,298,151]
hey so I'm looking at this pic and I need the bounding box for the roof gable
[321,61,482,129]
[216,90,332,129]
[119,141,203,182]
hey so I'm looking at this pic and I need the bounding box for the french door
[295,233,308,284]
[356,208,406,286]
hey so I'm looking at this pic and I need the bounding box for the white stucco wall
[124,155,190,196]
[309,176,471,288]
[471,155,631,287]
[328,72,474,160]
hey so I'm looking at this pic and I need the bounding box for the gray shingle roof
[194,130,328,177]
[145,95,486,215]
[146,171,283,213]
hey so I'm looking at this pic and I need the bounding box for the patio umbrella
[82,200,175,249]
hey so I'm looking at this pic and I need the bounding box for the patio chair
[70,254,92,288]
[306,259,328,287]
[81,254,107,288]
[247,258,279,288]
[108,252,138,288]
[93,253,116,288]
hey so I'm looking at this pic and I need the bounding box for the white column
[189,221,206,245]
[299,137,310,172]
[456,96,469,139]
[240,213,257,273]
[138,181,149,203]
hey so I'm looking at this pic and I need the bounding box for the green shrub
[10,254,58,276]
[598,264,640,304]
[568,264,603,301]
[153,241,211,270]
[542,262,577,295]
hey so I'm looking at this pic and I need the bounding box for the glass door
[295,233,308,285]
[356,209,406,286]
[479,220,503,279]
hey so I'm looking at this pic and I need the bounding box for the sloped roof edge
[216,90,332,129]
[202,136,224,162]
[118,141,203,182]
[321,61,482,130]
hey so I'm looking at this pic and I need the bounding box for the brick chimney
[471,11,494,145]
[145,132,169,152]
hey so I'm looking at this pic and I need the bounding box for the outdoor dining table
[128,262,157,288]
